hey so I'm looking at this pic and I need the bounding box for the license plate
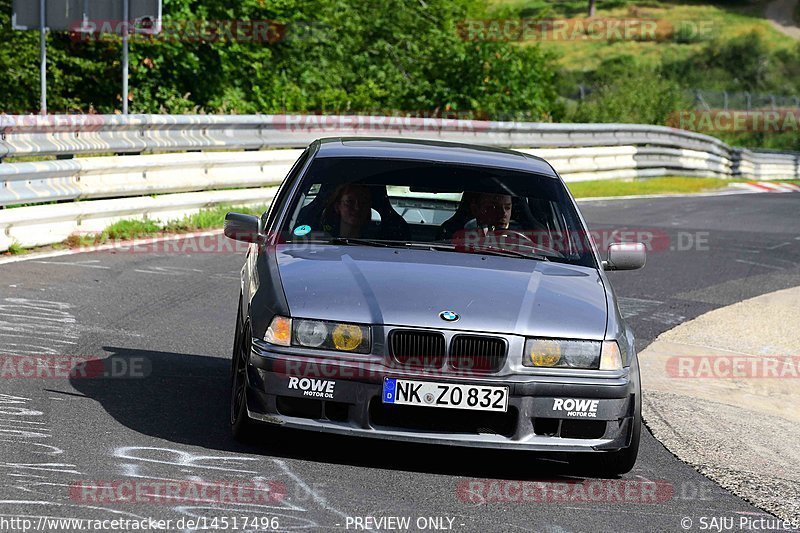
[382,378,508,412]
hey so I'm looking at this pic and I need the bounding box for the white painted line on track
[766,242,792,250]
[272,459,354,526]
[32,260,111,270]
[575,188,762,202]
[0,230,223,266]
[735,259,784,270]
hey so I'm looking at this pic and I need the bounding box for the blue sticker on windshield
[293,225,312,236]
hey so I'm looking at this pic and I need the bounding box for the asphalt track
[0,192,798,533]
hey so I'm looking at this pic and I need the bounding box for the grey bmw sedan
[224,137,646,475]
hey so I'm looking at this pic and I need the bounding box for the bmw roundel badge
[439,310,459,322]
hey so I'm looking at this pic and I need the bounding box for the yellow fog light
[600,341,623,370]
[331,324,364,351]
[527,339,562,367]
[265,316,291,346]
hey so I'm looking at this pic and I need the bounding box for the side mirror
[603,242,646,271]
[224,213,262,243]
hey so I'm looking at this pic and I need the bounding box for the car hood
[275,245,608,339]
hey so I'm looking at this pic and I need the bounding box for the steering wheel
[482,229,565,258]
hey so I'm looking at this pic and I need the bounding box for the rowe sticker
[552,398,599,418]
[287,377,335,399]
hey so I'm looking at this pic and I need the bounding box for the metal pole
[122,0,130,115]
[39,0,47,115]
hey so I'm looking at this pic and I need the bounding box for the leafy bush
[670,21,710,44]
[568,59,688,124]
[0,0,560,119]
[661,32,800,94]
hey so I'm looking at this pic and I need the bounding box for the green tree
[0,0,560,119]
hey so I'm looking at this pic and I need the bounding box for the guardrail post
[730,148,742,179]
[794,154,800,180]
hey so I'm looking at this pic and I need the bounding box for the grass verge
[566,176,735,198]
[488,0,796,71]
[6,242,24,255]
[3,203,270,257]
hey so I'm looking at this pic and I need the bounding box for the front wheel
[230,296,257,441]
[575,411,641,477]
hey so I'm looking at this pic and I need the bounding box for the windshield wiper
[327,237,396,247]
[319,238,547,260]
[470,245,550,261]
[329,239,462,252]
[405,242,459,252]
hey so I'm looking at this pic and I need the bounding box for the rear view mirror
[603,242,646,271]
[224,213,262,243]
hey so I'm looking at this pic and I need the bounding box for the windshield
[280,156,597,268]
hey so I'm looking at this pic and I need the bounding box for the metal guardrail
[0,114,797,252]
[0,187,278,251]
[0,114,735,157]
[0,150,302,206]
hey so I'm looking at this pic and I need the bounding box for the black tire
[575,408,641,478]
[230,295,257,441]
[595,413,641,476]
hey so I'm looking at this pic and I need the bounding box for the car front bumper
[246,342,639,453]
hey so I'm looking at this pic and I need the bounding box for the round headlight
[331,324,363,351]
[563,341,601,368]
[529,339,562,367]
[295,320,328,348]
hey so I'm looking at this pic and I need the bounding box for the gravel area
[640,286,800,526]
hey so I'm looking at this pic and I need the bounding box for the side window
[263,149,311,231]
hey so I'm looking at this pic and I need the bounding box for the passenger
[321,183,373,238]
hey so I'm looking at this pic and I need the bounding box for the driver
[471,192,513,232]
[438,192,517,241]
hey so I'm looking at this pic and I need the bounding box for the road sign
[12,0,161,33]
[11,0,162,115]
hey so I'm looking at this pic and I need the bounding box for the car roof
[314,137,558,177]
